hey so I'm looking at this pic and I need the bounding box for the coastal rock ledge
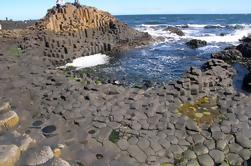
[23,3,152,65]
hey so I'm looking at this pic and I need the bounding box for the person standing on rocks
[56,0,65,7]
[74,0,81,7]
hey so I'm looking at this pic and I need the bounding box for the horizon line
[1,13,251,21]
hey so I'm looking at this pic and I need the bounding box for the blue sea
[81,14,251,86]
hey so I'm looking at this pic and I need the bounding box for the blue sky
[0,0,250,20]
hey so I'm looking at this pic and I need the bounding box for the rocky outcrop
[243,72,251,92]
[27,4,151,65]
[186,39,207,49]
[163,26,185,36]
[211,48,243,62]
[237,42,251,58]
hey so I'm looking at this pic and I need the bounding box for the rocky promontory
[22,3,151,65]
[1,3,251,166]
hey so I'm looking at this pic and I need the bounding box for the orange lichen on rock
[178,96,219,125]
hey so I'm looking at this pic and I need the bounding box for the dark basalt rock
[186,39,207,49]
[237,42,251,58]
[211,49,243,62]
[204,25,223,29]
[240,35,251,43]
[243,72,251,92]
[163,26,185,36]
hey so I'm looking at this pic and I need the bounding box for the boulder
[240,35,251,43]
[237,42,251,58]
[186,39,207,49]
[211,49,243,61]
[163,26,185,36]
[243,72,251,92]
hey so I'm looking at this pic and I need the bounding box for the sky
[0,0,250,20]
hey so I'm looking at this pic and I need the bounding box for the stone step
[0,145,20,166]
[0,102,11,114]
[0,111,19,130]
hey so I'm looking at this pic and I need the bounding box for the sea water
[73,14,251,86]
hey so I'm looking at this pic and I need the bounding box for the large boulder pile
[27,3,151,65]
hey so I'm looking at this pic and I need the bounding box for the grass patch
[109,130,120,143]
[178,96,219,125]
[8,47,22,57]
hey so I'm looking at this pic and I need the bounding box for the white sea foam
[65,53,109,70]
[189,28,251,44]
[136,23,251,45]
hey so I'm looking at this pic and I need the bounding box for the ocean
[76,14,251,87]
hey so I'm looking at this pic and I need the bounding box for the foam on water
[136,23,251,45]
[65,53,109,70]
[189,28,251,44]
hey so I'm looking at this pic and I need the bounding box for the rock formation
[186,39,207,49]
[28,3,151,65]
[163,26,185,36]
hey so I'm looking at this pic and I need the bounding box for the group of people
[56,0,80,6]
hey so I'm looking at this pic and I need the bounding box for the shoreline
[1,4,251,166]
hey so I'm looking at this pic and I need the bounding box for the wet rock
[212,49,243,61]
[0,145,20,166]
[240,35,251,43]
[0,111,19,130]
[163,26,185,36]
[23,146,54,165]
[186,39,207,49]
[242,72,251,92]
[32,120,43,128]
[237,42,251,58]
[42,125,57,137]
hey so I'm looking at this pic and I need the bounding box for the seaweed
[109,130,120,143]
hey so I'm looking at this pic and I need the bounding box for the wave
[136,23,251,44]
[189,28,251,44]
[65,53,110,70]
